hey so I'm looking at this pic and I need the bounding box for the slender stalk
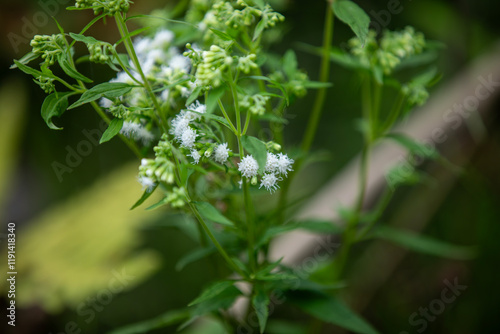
[114,13,168,131]
[188,201,247,278]
[381,91,406,134]
[218,98,238,134]
[300,3,334,153]
[277,3,335,225]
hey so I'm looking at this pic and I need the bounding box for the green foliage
[332,0,370,45]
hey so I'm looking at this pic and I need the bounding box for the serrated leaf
[372,226,477,260]
[130,184,158,210]
[241,135,267,173]
[252,289,270,334]
[176,247,215,271]
[384,133,438,158]
[289,290,379,334]
[188,281,235,306]
[57,54,93,83]
[68,82,134,109]
[332,0,370,46]
[41,92,76,130]
[194,202,234,226]
[100,118,124,144]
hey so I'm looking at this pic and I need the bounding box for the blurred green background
[0,0,499,333]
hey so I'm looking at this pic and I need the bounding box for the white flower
[99,97,113,109]
[170,54,191,72]
[214,143,231,164]
[111,71,136,84]
[238,155,259,178]
[151,29,174,49]
[170,114,190,140]
[138,175,156,192]
[188,150,201,164]
[260,173,280,193]
[120,121,154,145]
[265,152,279,173]
[186,100,206,120]
[133,37,152,56]
[276,153,294,176]
[180,127,198,148]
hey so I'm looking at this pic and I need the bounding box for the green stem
[381,91,406,134]
[187,201,247,278]
[114,12,168,131]
[218,98,238,134]
[300,3,334,153]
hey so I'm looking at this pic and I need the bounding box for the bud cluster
[75,0,131,16]
[30,34,65,66]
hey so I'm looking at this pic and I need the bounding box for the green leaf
[303,81,333,89]
[206,85,227,114]
[57,54,93,83]
[100,118,124,144]
[194,202,234,226]
[107,309,190,334]
[69,32,99,44]
[130,184,158,210]
[241,135,267,173]
[10,52,39,69]
[253,19,267,41]
[332,0,370,45]
[145,197,169,211]
[282,50,298,78]
[68,82,134,109]
[372,226,477,260]
[188,281,235,306]
[210,28,234,41]
[384,133,438,158]
[176,247,215,271]
[41,92,76,130]
[186,86,202,106]
[252,289,270,334]
[289,290,379,334]
[13,60,45,78]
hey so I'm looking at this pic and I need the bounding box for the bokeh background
[1,0,500,333]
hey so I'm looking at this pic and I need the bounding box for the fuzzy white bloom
[150,29,174,49]
[120,121,154,145]
[170,54,191,72]
[186,100,206,120]
[138,175,156,192]
[160,89,170,102]
[238,155,259,178]
[260,173,280,193]
[265,152,279,173]
[188,149,201,164]
[111,71,136,84]
[180,127,198,148]
[170,114,190,140]
[214,143,231,164]
[133,37,152,55]
[276,153,294,176]
[99,97,113,109]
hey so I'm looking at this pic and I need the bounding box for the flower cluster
[74,0,132,16]
[193,45,233,87]
[30,34,65,66]
[238,152,294,193]
[349,27,426,75]
[240,94,270,116]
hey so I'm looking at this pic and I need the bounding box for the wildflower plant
[12,0,461,333]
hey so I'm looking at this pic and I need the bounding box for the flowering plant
[12,0,452,332]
